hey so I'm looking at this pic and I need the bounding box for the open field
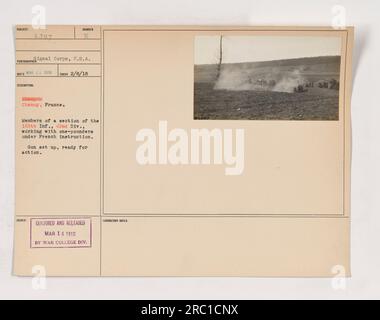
[194,83,339,120]
[194,56,340,120]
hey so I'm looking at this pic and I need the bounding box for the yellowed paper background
[14,26,353,277]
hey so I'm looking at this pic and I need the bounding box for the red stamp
[30,217,92,249]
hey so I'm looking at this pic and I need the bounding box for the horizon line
[195,54,341,66]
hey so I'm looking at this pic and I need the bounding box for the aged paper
[14,26,353,276]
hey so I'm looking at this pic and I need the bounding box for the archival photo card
[194,35,342,120]
[13,26,353,277]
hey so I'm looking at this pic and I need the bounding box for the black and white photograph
[194,35,342,120]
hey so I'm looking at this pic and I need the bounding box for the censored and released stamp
[30,217,92,249]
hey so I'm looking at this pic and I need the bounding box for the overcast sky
[195,36,342,65]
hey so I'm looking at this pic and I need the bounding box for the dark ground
[194,83,339,120]
[194,56,340,121]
